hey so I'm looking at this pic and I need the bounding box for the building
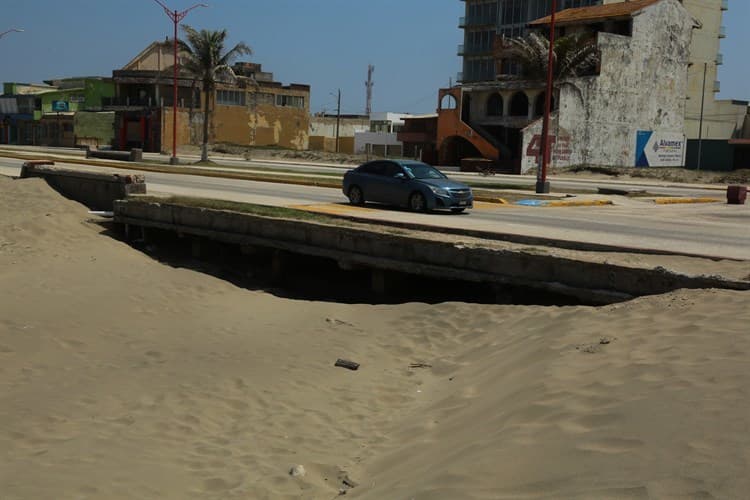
[460,0,602,83]
[397,114,439,164]
[440,0,696,172]
[308,112,415,158]
[1,78,115,147]
[309,113,370,154]
[354,112,411,156]
[450,0,749,170]
[104,40,310,153]
[678,0,749,168]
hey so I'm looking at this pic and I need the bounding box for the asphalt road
[1,156,748,260]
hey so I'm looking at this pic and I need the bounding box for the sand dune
[1,175,748,499]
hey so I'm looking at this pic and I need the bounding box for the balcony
[456,72,464,83]
[721,0,728,11]
[713,80,721,93]
[458,44,465,56]
[716,53,724,65]
[719,25,727,38]
[459,16,466,28]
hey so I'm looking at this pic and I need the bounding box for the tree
[495,31,600,81]
[179,25,251,162]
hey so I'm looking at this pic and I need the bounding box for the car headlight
[428,185,449,196]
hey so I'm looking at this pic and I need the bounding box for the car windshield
[402,163,446,180]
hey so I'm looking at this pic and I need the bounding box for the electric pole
[335,89,341,153]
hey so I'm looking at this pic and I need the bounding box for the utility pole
[536,0,557,194]
[697,62,708,171]
[335,89,341,153]
[365,65,375,116]
[152,0,207,165]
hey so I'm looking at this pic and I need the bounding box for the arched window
[534,92,557,117]
[440,94,457,110]
[487,93,503,116]
[509,92,529,117]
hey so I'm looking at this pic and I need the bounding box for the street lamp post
[152,1,207,165]
[536,0,557,194]
[0,28,24,39]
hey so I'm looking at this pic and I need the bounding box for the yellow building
[105,40,310,152]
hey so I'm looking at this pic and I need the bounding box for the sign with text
[51,100,69,112]
[635,131,686,167]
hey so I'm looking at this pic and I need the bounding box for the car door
[361,161,390,203]
[354,161,385,202]
[379,162,411,206]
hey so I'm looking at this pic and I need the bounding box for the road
[0,144,726,197]
[1,156,748,260]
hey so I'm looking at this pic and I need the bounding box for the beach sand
[1,174,748,499]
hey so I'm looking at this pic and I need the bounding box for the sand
[1,174,749,499]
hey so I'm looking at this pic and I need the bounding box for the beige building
[105,40,310,152]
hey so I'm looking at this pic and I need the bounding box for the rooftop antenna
[365,64,375,116]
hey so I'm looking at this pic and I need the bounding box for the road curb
[653,197,722,205]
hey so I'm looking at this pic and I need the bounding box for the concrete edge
[653,197,723,205]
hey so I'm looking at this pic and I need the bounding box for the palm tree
[179,25,251,162]
[495,31,600,81]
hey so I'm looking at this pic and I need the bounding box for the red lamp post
[152,1,207,165]
[536,0,557,194]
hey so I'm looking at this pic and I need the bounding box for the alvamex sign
[636,131,686,167]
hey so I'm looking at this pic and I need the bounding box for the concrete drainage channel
[120,225,589,306]
[112,198,750,306]
[17,163,750,306]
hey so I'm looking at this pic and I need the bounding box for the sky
[1,0,748,115]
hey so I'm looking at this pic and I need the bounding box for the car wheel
[451,208,466,213]
[348,185,365,205]
[409,192,427,212]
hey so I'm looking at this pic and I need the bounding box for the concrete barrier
[85,147,143,162]
[727,185,747,205]
[20,162,146,211]
[113,198,750,304]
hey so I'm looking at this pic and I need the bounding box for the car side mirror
[394,173,406,180]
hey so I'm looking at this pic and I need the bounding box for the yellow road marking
[653,197,721,205]
[289,201,504,216]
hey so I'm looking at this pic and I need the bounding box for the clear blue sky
[1,0,748,114]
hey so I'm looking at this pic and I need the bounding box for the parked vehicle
[342,160,474,213]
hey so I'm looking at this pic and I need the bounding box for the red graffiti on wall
[526,135,572,162]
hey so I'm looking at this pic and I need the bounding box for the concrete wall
[354,131,402,155]
[113,198,750,304]
[521,0,694,171]
[20,163,146,211]
[309,116,370,139]
[74,111,115,147]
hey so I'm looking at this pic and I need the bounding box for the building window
[217,89,246,106]
[275,95,305,109]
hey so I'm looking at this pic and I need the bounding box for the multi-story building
[103,40,310,153]
[459,0,602,83]
[678,0,748,168]
[451,0,749,170]
[1,78,115,147]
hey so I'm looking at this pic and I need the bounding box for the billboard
[51,100,69,112]
[636,131,686,167]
